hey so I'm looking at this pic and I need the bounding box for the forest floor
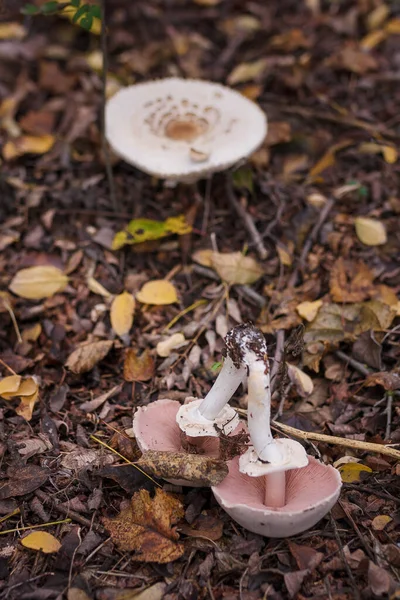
[0,0,400,599]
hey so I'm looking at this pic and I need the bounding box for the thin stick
[270,329,285,394]
[0,358,17,376]
[100,0,118,211]
[0,518,71,535]
[226,177,268,260]
[288,198,334,287]
[236,408,400,460]
[330,514,361,600]
[385,392,393,440]
[335,350,370,377]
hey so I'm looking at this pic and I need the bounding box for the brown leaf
[329,258,375,302]
[124,348,155,382]
[365,371,400,391]
[80,384,122,412]
[65,340,113,374]
[102,488,184,563]
[137,450,228,486]
[368,561,393,596]
[19,110,55,135]
[265,121,292,146]
[288,542,324,570]
[99,464,154,494]
[179,514,224,541]
[328,45,378,74]
[0,465,48,499]
[352,331,382,370]
[284,570,309,598]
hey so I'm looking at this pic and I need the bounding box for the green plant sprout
[21,0,101,33]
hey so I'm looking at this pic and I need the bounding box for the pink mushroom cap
[212,455,342,538]
[132,398,220,486]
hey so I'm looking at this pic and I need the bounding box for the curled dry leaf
[296,300,323,322]
[110,291,135,337]
[3,134,55,160]
[193,249,263,285]
[287,363,314,397]
[329,258,375,302]
[339,462,372,483]
[103,487,184,563]
[123,348,154,382]
[9,265,68,300]
[354,217,387,246]
[371,515,392,531]
[0,375,40,420]
[0,465,48,499]
[137,450,228,486]
[65,340,113,374]
[136,280,178,305]
[156,333,186,357]
[21,531,61,554]
[87,276,112,298]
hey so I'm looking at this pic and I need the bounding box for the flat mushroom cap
[106,78,267,182]
[212,455,342,538]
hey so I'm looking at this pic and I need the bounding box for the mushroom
[212,323,342,536]
[105,78,267,183]
[132,325,249,485]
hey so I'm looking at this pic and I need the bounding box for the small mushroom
[212,324,342,536]
[106,78,267,183]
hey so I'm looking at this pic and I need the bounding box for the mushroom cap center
[164,118,208,142]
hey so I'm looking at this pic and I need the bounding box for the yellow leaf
[16,388,39,421]
[3,135,55,160]
[192,249,214,267]
[1,377,38,399]
[371,515,392,531]
[339,462,372,483]
[382,145,397,164]
[228,58,268,85]
[0,22,26,40]
[9,266,68,300]
[87,276,112,298]
[296,300,323,322]
[360,30,387,50]
[0,375,21,397]
[366,4,389,31]
[156,333,186,357]
[210,252,264,285]
[110,292,135,337]
[287,363,314,396]
[56,2,101,35]
[385,18,400,34]
[276,244,292,267]
[112,216,191,250]
[22,323,42,343]
[136,281,178,306]
[309,140,352,179]
[354,217,387,246]
[21,531,61,554]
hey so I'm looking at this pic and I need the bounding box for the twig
[270,329,285,393]
[226,177,268,260]
[288,198,334,287]
[100,0,118,211]
[235,409,400,460]
[330,514,361,600]
[338,499,374,561]
[335,350,371,377]
[343,483,400,506]
[192,265,266,307]
[385,392,393,441]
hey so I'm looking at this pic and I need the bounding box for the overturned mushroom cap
[239,438,308,477]
[176,398,239,437]
[212,455,342,538]
[106,78,267,182]
[132,398,219,486]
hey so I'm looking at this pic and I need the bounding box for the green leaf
[211,362,222,372]
[21,3,40,15]
[72,3,89,23]
[112,216,192,251]
[233,167,254,194]
[79,14,93,30]
[41,1,61,14]
[70,0,80,6]
[89,5,101,18]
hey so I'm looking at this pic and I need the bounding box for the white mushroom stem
[198,355,246,420]
[246,353,283,464]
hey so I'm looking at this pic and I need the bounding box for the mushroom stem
[264,471,286,508]
[199,356,246,420]
[246,355,284,464]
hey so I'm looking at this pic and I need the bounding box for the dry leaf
[110,292,135,337]
[136,280,178,305]
[296,300,323,322]
[80,384,123,412]
[9,266,68,300]
[329,258,375,302]
[210,252,264,285]
[137,450,228,486]
[228,58,268,85]
[156,333,186,357]
[21,531,61,554]
[87,276,112,298]
[0,376,40,421]
[309,140,352,179]
[287,364,314,397]
[276,244,292,267]
[0,22,26,40]
[0,375,21,396]
[3,135,55,160]
[354,217,387,246]
[328,45,378,74]
[22,323,42,343]
[65,340,113,374]
[124,349,154,382]
[339,462,372,483]
[0,465,48,499]
[371,515,392,531]
[103,487,184,563]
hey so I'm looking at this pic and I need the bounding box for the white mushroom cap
[212,455,342,538]
[239,438,308,477]
[106,78,267,182]
[176,398,239,437]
